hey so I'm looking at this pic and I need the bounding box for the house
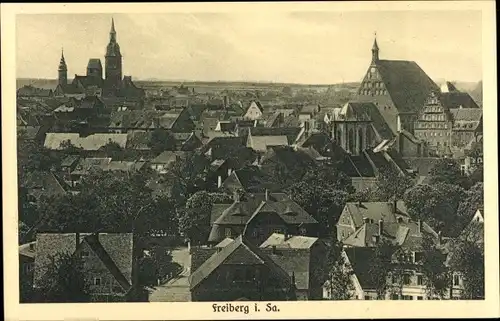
[70,157,112,186]
[243,101,264,120]
[200,136,247,161]
[208,191,318,245]
[44,133,128,151]
[220,166,278,194]
[189,235,296,301]
[331,101,394,156]
[17,85,54,100]
[158,109,196,133]
[336,201,412,243]
[246,127,304,146]
[259,112,283,128]
[21,171,70,202]
[299,104,321,122]
[19,241,36,282]
[246,131,289,153]
[149,151,187,174]
[450,108,483,148]
[32,233,143,302]
[260,233,328,300]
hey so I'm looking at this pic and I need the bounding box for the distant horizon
[16,12,482,84]
[16,76,481,88]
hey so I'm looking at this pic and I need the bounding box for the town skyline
[16,11,482,84]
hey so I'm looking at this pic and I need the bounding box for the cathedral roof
[375,59,439,114]
[73,75,103,88]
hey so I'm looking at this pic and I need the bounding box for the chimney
[265,189,269,201]
[393,200,397,213]
[75,232,81,250]
[233,190,240,202]
[363,217,370,224]
[417,220,422,234]
[272,245,277,255]
[378,219,383,236]
[217,175,222,188]
[438,231,442,244]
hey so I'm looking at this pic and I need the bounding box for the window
[299,227,307,235]
[453,274,460,286]
[364,295,371,300]
[81,250,89,258]
[225,228,232,237]
[414,252,423,263]
[391,294,400,300]
[403,274,411,285]
[417,275,424,286]
[273,228,283,234]
[94,277,101,286]
[402,295,412,300]
[417,296,424,300]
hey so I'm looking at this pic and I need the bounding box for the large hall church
[54,19,144,98]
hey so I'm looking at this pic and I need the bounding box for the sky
[16,11,482,84]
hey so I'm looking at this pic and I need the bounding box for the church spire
[59,48,67,71]
[110,18,116,42]
[371,32,379,64]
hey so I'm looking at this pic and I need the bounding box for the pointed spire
[109,18,117,42]
[371,32,379,63]
[59,47,67,70]
[372,32,379,50]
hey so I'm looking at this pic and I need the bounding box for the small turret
[58,48,67,86]
[371,33,379,64]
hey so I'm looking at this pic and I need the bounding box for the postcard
[2,1,498,319]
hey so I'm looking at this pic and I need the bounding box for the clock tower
[105,18,122,94]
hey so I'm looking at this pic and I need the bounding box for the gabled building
[208,191,318,245]
[32,233,143,302]
[354,37,439,135]
[243,100,264,120]
[221,166,279,194]
[189,235,296,302]
[260,233,328,300]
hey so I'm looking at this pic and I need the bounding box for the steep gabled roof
[189,235,291,290]
[260,233,319,249]
[440,92,479,109]
[376,60,439,113]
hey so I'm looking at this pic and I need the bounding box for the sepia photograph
[2,1,498,320]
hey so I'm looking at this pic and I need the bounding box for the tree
[456,182,483,223]
[374,165,414,201]
[59,139,84,155]
[322,242,355,300]
[367,240,398,299]
[449,238,484,299]
[403,183,466,236]
[288,166,351,238]
[138,247,180,287]
[178,190,232,244]
[33,253,90,303]
[99,141,125,159]
[429,158,470,189]
[421,235,451,299]
[148,128,177,152]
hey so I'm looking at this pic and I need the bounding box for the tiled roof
[189,235,291,291]
[440,92,479,109]
[343,201,402,228]
[200,136,246,159]
[215,237,234,248]
[222,166,278,193]
[248,127,302,145]
[337,102,394,140]
[102,161,145,172]
[33,233,134,293]
[260,233,318,249]
[402,157,441,176]
[23,171,69,196]
[151,151,187,164]
[260,112,281,127]
[126,130,152,150]
[344,247,379,289]
[261,247,311,290]
[61,155,80,167]
[375,59,439,113]
[450,108,482,122]
[73,75,103,88]
[300,104,319,115]
[17,85,53,97]
[247,135,289,152]
[71,157,112,175]
[44,133,128,150]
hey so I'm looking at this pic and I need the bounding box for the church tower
[371,34,379,64]
[105,18,122,93]
[58,48,67,86]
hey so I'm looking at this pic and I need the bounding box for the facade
[189,236,296,301]
[33,233,141,302]
[208,191,318,245]
[354,37,439,135]
[244,101,264,120]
